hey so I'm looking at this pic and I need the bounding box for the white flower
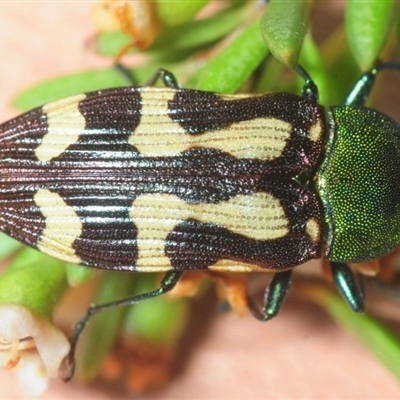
[0,304,70,397]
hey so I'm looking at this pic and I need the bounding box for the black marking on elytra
[165,180,322,271]
[0,87,324,271]
[0,107,47,161]
[0,107,47,248]
[166,218,320,271]
[74,88,142,158]
[169,91,325,173]
[58,192,139,271]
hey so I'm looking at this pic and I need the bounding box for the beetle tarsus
[145,68,181,88]
[330,262,364,312]
[248,270,293,321]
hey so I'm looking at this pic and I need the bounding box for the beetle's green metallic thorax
[316,106,400,263]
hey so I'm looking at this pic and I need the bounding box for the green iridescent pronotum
[317,105,400,263]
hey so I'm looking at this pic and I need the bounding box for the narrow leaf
[188,20,268,93]
[155,0,210,26]
[346,0,395,70]
[261,0,311,67]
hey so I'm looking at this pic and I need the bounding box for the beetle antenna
[345,61,400,106]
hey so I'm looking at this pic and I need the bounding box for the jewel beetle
[0,62,399,376]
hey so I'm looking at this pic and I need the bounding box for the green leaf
[95,31,133,58]
[0,248,67,319]
[261,0,311,68]
[155,0,211,26]
[346,0,395,70]
[12,64,181,112]
[151,6,247,52]
[12,69,132,111]
[76,271,137,381]
[97,6,246,59]
[187,20,268,93]
[123,274,189,345]
[299,34,331,105]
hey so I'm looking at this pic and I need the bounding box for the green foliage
[123,274,189,345]
[346,0,397,70]
[155,0,211,26]
[76,271,137,380]
[261,0,310,68]
[0,248,67,319]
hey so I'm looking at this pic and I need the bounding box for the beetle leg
[294,64,319,103]
[330,262,364,312]
[144,68,180,88]
[62,271,183,381]
[114,63,180,88]
[113,62,137,85]
[247,270,293,321]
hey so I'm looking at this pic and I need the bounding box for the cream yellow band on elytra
[306,217,321,243]
[34,189,82,263]
[309,120,324,142]
[132,88,292,160]
[36,94,87,162]
[130,192,289,269]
